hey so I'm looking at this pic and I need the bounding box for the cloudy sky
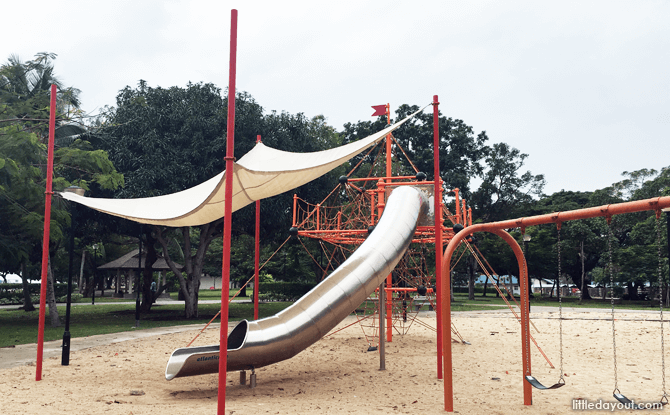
[2,0,668,196]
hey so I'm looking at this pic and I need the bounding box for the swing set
[441,196,670,412]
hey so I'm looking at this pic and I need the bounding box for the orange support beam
[461,199,467,225]
[441,195,670,411]
[453,188,461,224]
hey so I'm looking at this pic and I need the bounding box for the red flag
[371,105,386,117]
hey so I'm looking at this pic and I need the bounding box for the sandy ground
[2,308,669,414]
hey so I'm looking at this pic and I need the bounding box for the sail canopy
[61,106,427,227]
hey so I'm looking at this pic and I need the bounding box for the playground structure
[166,185,430,378]
[165,100,493,379]
[286,104,468,348]
[441,195,670,411]
[32,9,670,414]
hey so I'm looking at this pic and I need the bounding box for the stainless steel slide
[165,186,429,380]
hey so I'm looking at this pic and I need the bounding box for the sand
[2,308,668,414]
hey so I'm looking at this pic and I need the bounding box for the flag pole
[36,84,57,381]
[218,9,238,415]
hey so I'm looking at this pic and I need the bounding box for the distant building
[461,275,559,295]
[1,273,21,283]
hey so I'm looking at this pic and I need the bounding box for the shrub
[0,283,72,301]
[258,281,316,301]
[57,293,84,303]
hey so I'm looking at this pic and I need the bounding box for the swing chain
[656,214,668,403]
[608,220,619,393]
[522,239,531,375]
[557,225,564,382]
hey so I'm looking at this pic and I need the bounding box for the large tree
[341,104,489,202]
[93,82,344,317]
[89,81,230,317]
[604,168,670,301]
[0,53,123,320]
[471,142,545,222]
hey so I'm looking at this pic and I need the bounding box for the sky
[2,0,669,196]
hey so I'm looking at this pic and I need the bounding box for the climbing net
[289,133,474,348]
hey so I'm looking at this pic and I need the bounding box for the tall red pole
[36,84,57,381]
[432,95,443,380]
[384,103,393,343]
[439,99,453,410]
[218,9,237,415]
[254,135,261,321]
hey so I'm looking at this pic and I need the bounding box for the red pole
[384,103,393,343]
[292,194,297,227]
[513,230,533,406]
[462,199,467,225]
[36,84,57,381]
[218,9,237,415]
[432,95,444,380]
[454,188,460,223]
[441,244,453,410]
[254,135,261,321]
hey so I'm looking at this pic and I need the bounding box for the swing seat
[524,375,565,390]
[614,392,668,408]
[613,392,643,409]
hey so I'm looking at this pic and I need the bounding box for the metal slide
[165,186,429,380]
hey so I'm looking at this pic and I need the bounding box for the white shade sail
[60,106,427,227]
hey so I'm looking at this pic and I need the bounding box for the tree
[610,167,670,301]
[89,81,230,317]
[464,143,544,297]
[0,52,123,321]
[471,142,545,222]
[527,191,603,300]
[92,82,344,317]
[1,53,82,137]
[341,105,489,201]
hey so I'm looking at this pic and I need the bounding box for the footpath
[0,297,244,371]
[0,323,226,371]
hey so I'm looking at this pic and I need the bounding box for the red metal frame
[384,104,393,342]
[36,84,57,381]
[432,95,444,379]
[440,195,670,412]
[218,8,237,415]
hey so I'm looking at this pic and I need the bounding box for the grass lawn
[168,289,249,301]
[4,290,657,349]
[355,298,508,314]
[0,301,289,348]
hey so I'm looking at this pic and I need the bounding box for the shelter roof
[97,249,182,271]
